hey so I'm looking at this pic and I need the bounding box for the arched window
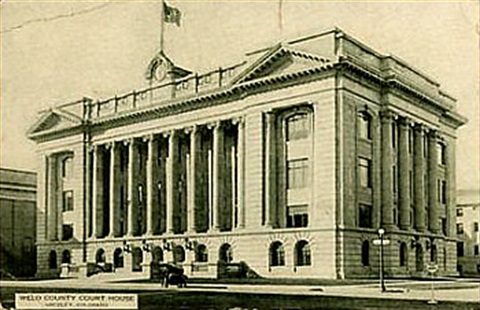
[61,250,71,264]
[400,242,408,267]
[295,240,311,266]
[132,247,143,272]
[113,248,123,268]
[219,244,233,263]
[195,244,208,262]
[270,242,285,267]
[95,249,105,264]
[49,250,57,269]
[286,113,310,141]
[152,247,163,265]
[173,245,185,263]
[361,241,370,267]
[358,112,372,140]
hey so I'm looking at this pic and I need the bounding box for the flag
[164,1,181,26]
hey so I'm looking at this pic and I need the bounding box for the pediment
[230,45,330,85]
[28,109,82,138]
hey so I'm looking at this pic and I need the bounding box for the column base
[207,228,220,234]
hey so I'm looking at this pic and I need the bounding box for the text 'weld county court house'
[28,28,467,280]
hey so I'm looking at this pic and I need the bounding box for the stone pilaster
[413,124,426,232]
[380,110,394,228]
[236,118,246,229]
[264,112,275,227]
[398,117,411,229]
[47,155,58,241]
[428,130,440,233]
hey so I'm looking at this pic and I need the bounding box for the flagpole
[278,0,283,35]
[160,0,165,52]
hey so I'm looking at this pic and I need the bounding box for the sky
[1,1,479,191]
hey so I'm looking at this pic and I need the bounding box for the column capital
[413,123,426,133]
[207,120,222,130]
[184,126,196,134]
[123,138,137,146]
[162,130,176,138]
[231,116,244,126]
[379,109,396,123]
[142,134,158,143]
[398,116,411,127]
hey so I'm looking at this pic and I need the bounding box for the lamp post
[378,228,386,292]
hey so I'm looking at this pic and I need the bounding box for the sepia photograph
[1,1,479,309]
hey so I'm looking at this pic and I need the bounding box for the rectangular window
[286,205,309,228]
[62,156,73,179]
[409,170,414,198]
[474,222,479,232]
[358,114,371,140]
[287,158,309,189]
[392,122,397,148]
[392,165,397,193]
[286,114,309,141]
[437,143,446,165]
[62,191,74,212]
[457,242,464,257]
[359,158,372,188]
[457,223,464,234]
[456,208,463,217]
[359,204,372,228]
[62,224,73,241]
[441,180,447,204]
[474,245,479,256]
[442,218,447,235]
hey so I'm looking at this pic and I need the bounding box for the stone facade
[28,28,466,279]
[0,168,37,277]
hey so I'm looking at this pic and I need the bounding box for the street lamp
[378,228,386,292]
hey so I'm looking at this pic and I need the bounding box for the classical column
[236,118,246,229]
[212,121,224,231]
[145,135,159,236]
[380,110,394,228]
[398,117,411,229]
[166,131,178,234]
[127,139,139,236]
[413,124,426,232]
[47,155,58,241]
[264,112,275,227]
[108,142,122,238]
[91,146,105,238]
[187,127,199,233]
[428,130,440,233]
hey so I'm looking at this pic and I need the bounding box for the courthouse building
[28,28,466,279]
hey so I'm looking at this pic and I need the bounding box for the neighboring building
[0,168,37,277]
[456,189,480,277]
[28,28,466,279]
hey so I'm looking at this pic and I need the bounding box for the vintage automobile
[154,263,188,288]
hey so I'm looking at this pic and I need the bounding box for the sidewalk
[1,278,479,304]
